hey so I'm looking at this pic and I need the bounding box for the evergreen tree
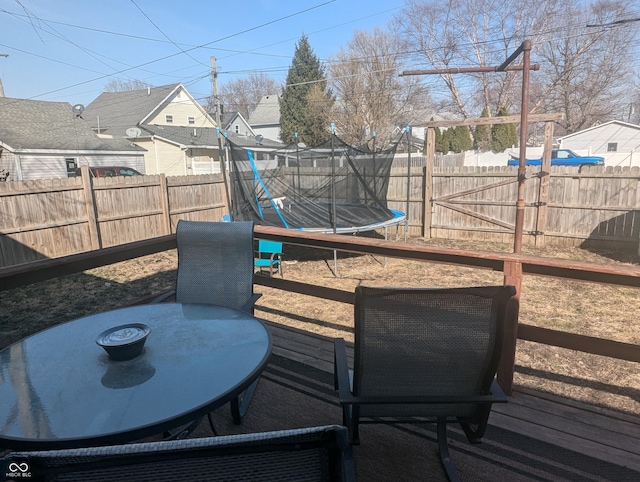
[491,106,518,152]
[451,125,473,153]
[438,127,454,154]
[279,35,333,146]
[433,127,442,152]
[474,106,492,151]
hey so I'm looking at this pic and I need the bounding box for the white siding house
[0,98,145,181]
[558,120,640,167]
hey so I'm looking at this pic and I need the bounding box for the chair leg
[437,420,461,482]
[163,417,202,440]
[345,405,360,445]
[460,421,486,444]
[230,377,260,424]
[459,409,489,443]
[207,412,219,436]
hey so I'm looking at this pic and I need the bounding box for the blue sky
[0,0,406,106]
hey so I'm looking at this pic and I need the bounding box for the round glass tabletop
[0,303,272,449]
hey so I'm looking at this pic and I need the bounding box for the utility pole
[211,57,232,214]
[0,54,8,97]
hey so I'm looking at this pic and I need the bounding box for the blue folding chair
[254,240,284,277]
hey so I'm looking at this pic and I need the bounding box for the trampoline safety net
[226,134,406,233]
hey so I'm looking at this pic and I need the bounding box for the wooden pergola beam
[419,113,564,128]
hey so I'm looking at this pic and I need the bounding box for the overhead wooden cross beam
[400,63,539,76]
[419,113,564,128]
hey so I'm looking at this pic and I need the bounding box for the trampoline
[224,133,406,234]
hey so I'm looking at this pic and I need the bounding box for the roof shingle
[0,97,142,151]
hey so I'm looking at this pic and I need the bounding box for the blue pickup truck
[507,149,604,167]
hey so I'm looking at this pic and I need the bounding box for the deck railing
[2,225,640,395]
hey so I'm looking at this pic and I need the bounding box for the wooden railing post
[498,259,522,395]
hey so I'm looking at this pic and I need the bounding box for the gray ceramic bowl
[96,323,150,361]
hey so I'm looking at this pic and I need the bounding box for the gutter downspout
[153,136,159,174]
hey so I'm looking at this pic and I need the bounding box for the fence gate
[429,168,527,243]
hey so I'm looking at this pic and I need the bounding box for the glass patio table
[0,303,272,450]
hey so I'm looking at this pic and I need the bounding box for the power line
[0,0,338,100]
[129,0,208,68]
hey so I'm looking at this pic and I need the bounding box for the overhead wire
[1,1,638,117]
[0,0,339,100]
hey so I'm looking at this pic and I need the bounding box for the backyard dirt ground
[2,236,639,417]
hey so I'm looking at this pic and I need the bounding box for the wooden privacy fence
[0,169,227,267]
[386,164,640,249]
[3,163,640,268]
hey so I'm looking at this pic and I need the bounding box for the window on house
[235,124,239,133]
[188,116,195,125]
[165,115,173,123]
[607,143,617,152]
[65,158,78,177]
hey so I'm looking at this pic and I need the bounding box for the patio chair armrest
[334,338,352,397]
[240,293,262,313]
[338,392,507,405]
[151,290,176,303]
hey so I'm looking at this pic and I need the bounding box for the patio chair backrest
[257,239,282,256]
[353,285,515,419]
[175,220,255,310]
[1,425,355,482]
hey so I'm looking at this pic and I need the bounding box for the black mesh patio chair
[155,219,261,313]
[154,220,263,426]
[334,285,516,482]
[0,425,356,482]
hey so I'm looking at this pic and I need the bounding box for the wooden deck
[263,319,640,474]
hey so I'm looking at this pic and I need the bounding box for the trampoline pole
[371,132,376,208]
[295,132,300,192]
[331,124,338,277]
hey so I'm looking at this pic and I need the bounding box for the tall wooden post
[512,40,532,254]
[211,57,232,215]
[423,127,435,239]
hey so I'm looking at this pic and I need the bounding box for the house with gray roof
[83,83,219,176]
[224,111,255,139]
[248,94,281,142]
[0,98,145,181]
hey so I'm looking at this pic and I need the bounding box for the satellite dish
[255,134,264,145]
[126,127,142,138]
[72,104,85,117]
